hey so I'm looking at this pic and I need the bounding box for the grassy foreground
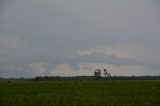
[0,80,160,106]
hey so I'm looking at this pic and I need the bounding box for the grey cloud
[0,0,160,77]
[0,62,33,78]
[1,0,155,50]
[151,64,160,70]
[151,0,160,8]
[82,52,145,66]
[0,48,145,77]
[0,0,10,13]
[1,1,159,48]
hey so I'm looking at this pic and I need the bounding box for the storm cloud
[0,0,160,77]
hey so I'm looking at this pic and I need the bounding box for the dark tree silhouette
[94,69,101,79]
[103,68,111,78]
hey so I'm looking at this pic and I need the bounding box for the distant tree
[34,76,43,80]
[103,68,111,78]
[94,69,101,79]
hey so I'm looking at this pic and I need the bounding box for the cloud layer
[0,0,160,77]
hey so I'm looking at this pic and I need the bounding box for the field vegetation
[0,80,160,106]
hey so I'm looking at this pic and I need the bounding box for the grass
[0,80,160,106]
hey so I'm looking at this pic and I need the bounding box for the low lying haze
[0,0,160,78]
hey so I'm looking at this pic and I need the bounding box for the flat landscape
[0,80,160,106]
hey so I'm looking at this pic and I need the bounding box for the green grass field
[0,80,160,106]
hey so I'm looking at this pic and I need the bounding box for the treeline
[33,76,160,81]
[0,76,160,81]
[34,76,96,81]
[1,76,160,81]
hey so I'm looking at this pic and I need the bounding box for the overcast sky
[0,0,160,78]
